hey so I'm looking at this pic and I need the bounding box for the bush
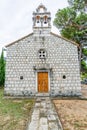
[0,50,5,87]
[81,60,87,72]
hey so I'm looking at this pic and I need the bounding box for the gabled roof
[5,33,33,48]
[5,32,79,48]
[50,32,79,47]
[36,3,47,12]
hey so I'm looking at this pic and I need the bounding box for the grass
[0,88,35,130]
[81,72,87,80]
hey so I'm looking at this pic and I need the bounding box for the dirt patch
[53,85,87,130]
[0,117,27,130]
[0,116,25,130]
[53,100,87,130]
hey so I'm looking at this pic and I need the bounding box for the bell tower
[32,4,51,36]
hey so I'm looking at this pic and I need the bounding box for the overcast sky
[0,0,68,53]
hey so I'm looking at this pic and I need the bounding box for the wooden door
[38,72,48,93]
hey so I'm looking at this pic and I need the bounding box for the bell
[37,20,39,23]
[44,21,47,24]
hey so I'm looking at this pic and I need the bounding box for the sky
[0,0,68,54]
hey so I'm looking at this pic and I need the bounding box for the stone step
[36,93,49,97]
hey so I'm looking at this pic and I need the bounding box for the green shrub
[0,50,5,87]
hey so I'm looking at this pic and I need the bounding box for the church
[4,4,81,97]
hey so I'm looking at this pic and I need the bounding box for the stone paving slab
[27,97,63,130]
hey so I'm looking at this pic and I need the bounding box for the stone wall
[4,33,81,96]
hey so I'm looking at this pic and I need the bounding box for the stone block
[40,117,47,125]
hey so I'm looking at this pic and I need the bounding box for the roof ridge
[5,32,79,48]
[50,32,79,47]
[5,33,33,48]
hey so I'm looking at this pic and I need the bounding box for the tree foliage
[68,0,85,11]
[0,50,5,87]
[81,60,87,72]
[53,0,87,72]
[82,48,87,56]
[53,0,87,44]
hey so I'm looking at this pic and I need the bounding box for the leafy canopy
[53,0,87,44]
[82,48,87,56]
[53,0,87,72]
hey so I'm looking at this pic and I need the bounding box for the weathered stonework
[4,4,81,97]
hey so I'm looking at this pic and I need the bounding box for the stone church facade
[4,4,81,97]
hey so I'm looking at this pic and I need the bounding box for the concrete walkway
[27,97,63,130]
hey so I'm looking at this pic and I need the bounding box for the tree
[53,0,87,71]
[54,0,87,44]
[0,50,5,87]
[68,0,85,11]
[82,48,87,56]
[81,60,87,72]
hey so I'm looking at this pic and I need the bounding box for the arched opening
[36,16,40,23]
[44,16,48,24]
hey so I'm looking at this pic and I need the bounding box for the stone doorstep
[36,93,49,97]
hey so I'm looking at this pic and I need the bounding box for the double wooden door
[38,72,48,93]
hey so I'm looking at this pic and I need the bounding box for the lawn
[0,89,34,130]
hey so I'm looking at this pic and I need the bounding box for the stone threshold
[36,93,49,97]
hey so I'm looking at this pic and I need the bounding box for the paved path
[27,97,63,130]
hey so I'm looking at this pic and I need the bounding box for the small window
[20,76,23,80]
[63,75,66,79]
[38,49,47,59]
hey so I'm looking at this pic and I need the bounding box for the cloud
[0,0,68,53]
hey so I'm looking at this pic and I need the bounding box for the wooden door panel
[38,72,48,93]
